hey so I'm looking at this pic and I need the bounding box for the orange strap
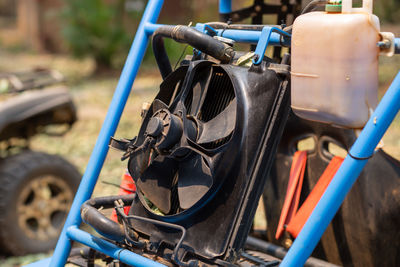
[286,156,344,238]
[275,151,307,240]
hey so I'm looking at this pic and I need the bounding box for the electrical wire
[174,44,190,71]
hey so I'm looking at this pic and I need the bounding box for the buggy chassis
[27,0,400,266]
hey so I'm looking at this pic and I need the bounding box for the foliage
[0,252,51,267]
[374,0,400,23]
[61,0,130,71]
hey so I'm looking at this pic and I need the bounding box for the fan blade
[197,99,236,144]
[177,154,213,210]
[190,68,212,115]
[128,147,151,179]
[136,156,179,214]
[153,99,168,113]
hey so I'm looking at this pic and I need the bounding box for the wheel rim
[16,175,74,241]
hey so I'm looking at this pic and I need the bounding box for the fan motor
[145,109,183,151]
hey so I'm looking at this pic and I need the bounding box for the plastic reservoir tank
[291,0,381,128]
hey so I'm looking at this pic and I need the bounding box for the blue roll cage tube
[26,0,400,266]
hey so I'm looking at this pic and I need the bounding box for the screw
[284,238,293,248]
[377,40,391,49]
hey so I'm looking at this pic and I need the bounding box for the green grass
[0,253,52,267]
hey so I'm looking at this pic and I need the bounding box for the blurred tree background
[1,0,398,73]
[58,0,238,72]
[375,0,400,23]
[62,0,130,73]
[54,0,400,72]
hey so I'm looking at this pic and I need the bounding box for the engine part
[111,55,291,266]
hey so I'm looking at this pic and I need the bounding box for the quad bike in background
[27,0,400,266]
[0,69,81,255]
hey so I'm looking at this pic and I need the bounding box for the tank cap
[326,0,342,13]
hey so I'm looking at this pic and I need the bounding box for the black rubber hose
[152,25,235,79]
[282,0,328,33]
[152,32,172,80]
[301,0,328,14]
[245,236,341,267]
[81,195,135,243]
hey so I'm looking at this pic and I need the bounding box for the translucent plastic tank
[291,0,381,128]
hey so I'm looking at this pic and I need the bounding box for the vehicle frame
[27,0,400,266]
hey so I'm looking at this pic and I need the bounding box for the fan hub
[147,109,183,150]
[146,117,163,137]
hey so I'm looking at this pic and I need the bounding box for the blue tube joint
[395,38,400,54]
[219,0,232,14]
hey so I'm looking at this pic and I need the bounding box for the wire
[174,44,190,71]
[114,199,195,267]
[282,0,328,33]
[101,180,135,193]
[301,0,329,15]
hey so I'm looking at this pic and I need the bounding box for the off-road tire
[0,150,81,255]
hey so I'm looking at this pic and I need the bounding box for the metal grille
[198,67,235,122]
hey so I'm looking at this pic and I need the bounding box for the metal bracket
[195,23,217,36]
[253,26,291,65]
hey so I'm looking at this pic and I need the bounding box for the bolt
[377,40,391,49]
[284,238,293,248]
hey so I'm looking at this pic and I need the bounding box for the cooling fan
[127,61,236,215]
[118,58,291,264]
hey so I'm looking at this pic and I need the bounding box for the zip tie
[117,248,126,261]
[347,151,373,160]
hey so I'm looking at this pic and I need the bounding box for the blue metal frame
[26,0,400,266]
[219,0,232,15]
[253,26,291,64]
[66,226,166,267]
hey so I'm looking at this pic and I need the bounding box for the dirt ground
[0,29,400,265]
